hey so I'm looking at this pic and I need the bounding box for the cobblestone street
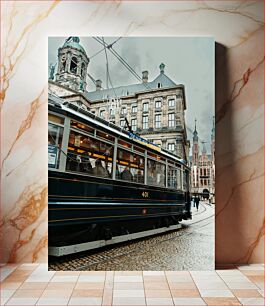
[49,202,214,271]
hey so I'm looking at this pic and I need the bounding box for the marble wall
[1,1,264,264]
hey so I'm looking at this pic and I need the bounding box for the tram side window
[48,123,63,169]
[183,170,188,191]
[167,166,181,189]
[116,149,144,183]
[66,131,113,178]
[147,159,166,187]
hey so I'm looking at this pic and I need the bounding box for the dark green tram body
[48,96,191,246]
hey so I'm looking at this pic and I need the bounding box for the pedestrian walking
[195,196,200,211]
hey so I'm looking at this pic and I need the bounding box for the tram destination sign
[128,132,161,152]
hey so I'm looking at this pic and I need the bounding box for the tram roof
[48,93,188,167]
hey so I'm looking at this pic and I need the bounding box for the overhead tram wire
[101,37,133,132]
[90,37,122,59]
[93,37,143,84]
[93,37,209,146]
[103,37,109,89]
[93,37,207,149]
[101,37,118,99]
[55,38,206,152]
[92,37,153,92]
[86,37,123,83]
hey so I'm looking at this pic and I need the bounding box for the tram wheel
[103,228,112,240]
[120,227,129,235]
[163,217,170,228]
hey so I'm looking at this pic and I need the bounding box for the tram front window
[147,159,166,187]
[66,131,113,178]
[48,123,63,169]
[116,149,144,183]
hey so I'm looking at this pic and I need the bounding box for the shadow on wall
[214,41,264,265]
[215,42,234,266]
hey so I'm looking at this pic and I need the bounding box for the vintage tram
[48,95,191,254]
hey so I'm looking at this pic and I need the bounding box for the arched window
[81,62,86,77]
[60,54,66,72]
[70,56,78,74]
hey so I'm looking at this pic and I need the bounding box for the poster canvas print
[48,37,214,271]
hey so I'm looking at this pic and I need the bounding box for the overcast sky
[48,37,214,154]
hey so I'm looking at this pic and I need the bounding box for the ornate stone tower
[55,37,89,92]
[192,119,199,165]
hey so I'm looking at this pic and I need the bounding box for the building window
[168,99,175,108]
[121,107,127,115]
[142,115,148,129]
[131,118,137,131]
[176,116,181,125]
[155,114,161,128]
[61,55,66,72]
[168,113,175,127]
[70,56,78,74]
[143,102,149,112]
[120,119,125,128]
[100,110,105,118]
[132,105,137,113]
[167,143,175,151]
[110,108,115,116]
[155,100,162,109]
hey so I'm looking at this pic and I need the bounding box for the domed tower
[55,37,89,92]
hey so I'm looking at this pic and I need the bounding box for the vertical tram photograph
[48,37,215,270]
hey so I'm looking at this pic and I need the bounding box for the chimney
[142,71,148,83]
[96,79,102,91]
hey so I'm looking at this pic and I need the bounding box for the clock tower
[55,37,89,92]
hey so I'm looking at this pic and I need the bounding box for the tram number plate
[142,191,149,198]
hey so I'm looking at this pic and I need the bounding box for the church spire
[211,116,215,140]
[193,118,198,142]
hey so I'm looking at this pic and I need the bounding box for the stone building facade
[190,119,215,199]
[48,37,190,161]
